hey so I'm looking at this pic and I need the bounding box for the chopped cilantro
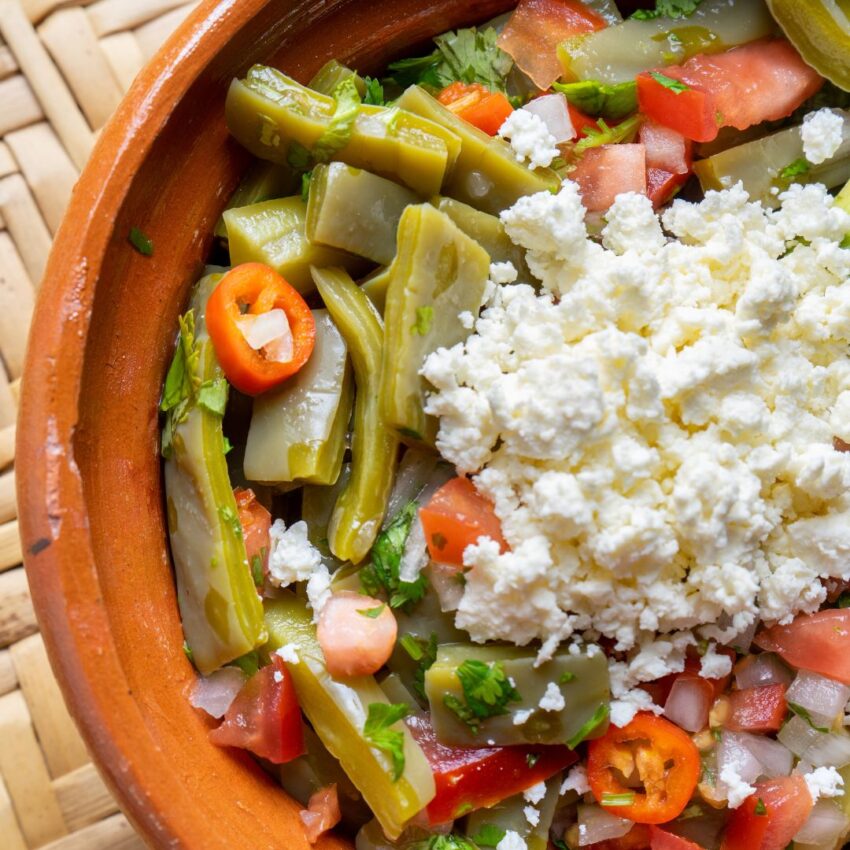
[363,76,385,105]
[838,591,850,609]
[301,170,312,202]
[250,550,265,588]
[198,377,228,416]
[551,841,569,850]
[778,157,810,181]
[222,435,233,455]
[424,837,477,850]
[314,77,361,162]
[363,702,410,781]
[161,311,199,414]
[575,114,642,154]
[470,825,507,848]
[712,728,722,742]
[400,632,438,702]
[632,0,703,20]
[601,792,635,807]
[566,703,609,749]
[755,797,767,816]
[788,701,830,732]
[183,641,195,665]
[357,603,387,619]
[526,752,540,767]
[412,305,434,336]
[431,531,448,551]
[231,650,260,677]
[648,71,690,93]
[444,659,521,733]
[360,502,428,611]
[553,80,637,121]
[129,226,153,256]
[218,504,243,538]
[559,671,576,684]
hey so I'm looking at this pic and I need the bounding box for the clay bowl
[16,0,513,846]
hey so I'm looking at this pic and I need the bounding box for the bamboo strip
[0,75,43,136]
[20,0,99,25]
[0,0,94,169]
[53,763,119,832]
[0,173,51,283]
[0,648,17,696]
[96,29,142,92]
[39,8,123,130]
[0,43,18,80]
[86,0,189,38]
[10,633,89,778]
[0,689,68,846]
[0,568,38,648]
[134,1,197,60]
[0,424,16,469]
[0,470,15,524]
[0,365,16,429]
[0,141,18,178]
[0,772,27,850]
[41,813,146,850]
[5,122,79,235]
[0,521,22,572]
[0,232,34,378]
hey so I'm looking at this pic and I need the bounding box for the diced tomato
[233,487,271,582]
[209,656,305,764]
[571,143,647,212]
[406,713,576,823]
[639,39,823,143]
[299,785,341,844]
[437,82,514,136]
[646,169,688,208]
[569,103,601,139]
[636,73,718,143]
[419,477,506,567]
[754,608,850,684]
[726,684,787,734]
[587,713,700,824]
[586,825,651,850]
[497,0,606,90]
[720,776,812,850]
[649,827,704,850]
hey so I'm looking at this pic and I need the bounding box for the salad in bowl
[159,1,850,849]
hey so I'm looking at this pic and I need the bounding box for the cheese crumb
[268,520,329,621]
[804,766,845,802]
[801,108,844,165]
[498,109,559,170]
[276,643,300,665]
[523,781,547,805]
[539,681,566,712]
[496,831,528,850]
[719,764,757,809]
[523,806,540,827]
[700,643,733,679]
[561,765,591,796]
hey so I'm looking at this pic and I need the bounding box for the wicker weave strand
[0,0,199,845]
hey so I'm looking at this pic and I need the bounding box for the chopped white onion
[787,671,850,727]
[717,732,763,786]
[803,730,850,768]
[794,799,849,846]
[738,731,793,778]
[735,652,793,690]
[235,309,294,363]
[522,93,575,144]
[386,450,451,521]
[189,667,246,718]
[577,805,632,846]
[779,715,823,758]
[428,561,465,612]
[664,676,712,732]
[399,513,428,584]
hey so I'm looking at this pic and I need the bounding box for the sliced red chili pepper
[205,262,315,396]
[587,713,700,824]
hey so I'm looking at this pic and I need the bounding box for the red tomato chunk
[726,684,787,734]
[649,826,704,850]
[571,143,647,212]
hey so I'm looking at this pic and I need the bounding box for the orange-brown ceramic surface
[16,1,511,847]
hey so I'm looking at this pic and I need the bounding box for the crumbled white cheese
[422,179,850,691]
[498,109,560,170]
[306,563,332,621]
[273,670,283,683]
[801,108,844,165]
[523,806,540,827]
[719,763,757,809]
[490,261,518,285]
[459,310,475,330]
[539,681,566,713]
[523,781,547,805]
[804,766,845,802]
[496,830,527,850]
[561,764,591,796]
[275,644,300,665]
[513,707,535,726]
[267,519,330,621]
[700,643,733,679]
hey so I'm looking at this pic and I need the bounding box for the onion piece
[778,715,823,758]
[786,671,850,727]
[235,308,294,363]
[427,561,465,612]
[717,732,763,786]
[803,730,850,768]
[734,652,793,690]
[577,804,631,846]
[189,667,247,718]
[399,514,428,584]
[664,675,713,732]
[523,94,575,144]
[794,799,849,846]
[738,731,793,778]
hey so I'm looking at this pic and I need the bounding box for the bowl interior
[19,0,512,847]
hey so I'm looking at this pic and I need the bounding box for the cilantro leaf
[566,703,610,749]
[574,114,642,154]
[384,53,443,90]
[363,702,410,781]
[360,502,428,611]
[301,170,312,202]
[469,825,506,848]
[754,797,767,816]
[778,157,810,181]
[411,305,434,336]
[400,632,438,702]
[648,71,690,93]
[161,311,199,414]
[424,837,477,850]
[632,0,703,20]
[218,504,243,538]
[230,650,260,677]
[313,77,361,162]
[788,701,830,733]
[198,377,228,416]
[553,80,637,121]
[601,792,636,807]
[444,659,521,733]
[363,76,385,105]
[129,226,154,256]
[250,553,264,588]
[357,604,387,619]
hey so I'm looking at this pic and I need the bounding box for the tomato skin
[419,477,506,567]
[208,656,305,764]
[721,776,812,850]
[755,608,850,684]
[233,487,271,581]
[205,262,316,396]
[646,168,688,208]
[637,73,718,143]
[726,684,787,734]
[586,825,652,850]
[587,713,701,824]
[405,713,576,824]
[649,827,704,850]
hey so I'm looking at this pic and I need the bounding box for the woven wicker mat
[0,1,201,846]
